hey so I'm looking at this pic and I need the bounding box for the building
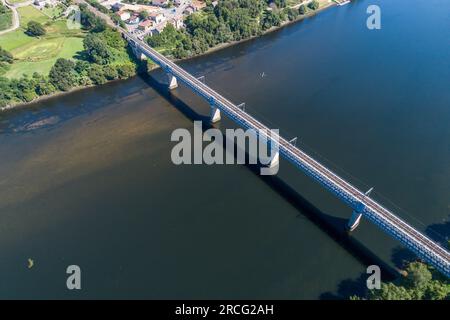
[153,22,166,35]
[149,12,165,24]
[127,14,140,25]
[183,5,195,15]
[138,19,154,32]
[117,10,131,21]
[151,0,169,6]
[34,0,55,8]
[169,15,183,30]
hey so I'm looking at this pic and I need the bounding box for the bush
[88,64,107,84]
[49,58,78,91]
[298,4,307,15]
[308,0,319,11]
[26,21,46,37]
[117,64,136,79]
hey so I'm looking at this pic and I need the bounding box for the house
[34,0,54,8]
[127,14,140,25]
[192,0,206,10]
[149,12,165,24]
[183,5,195,15]
[151,0,169,6]
[138,19,154,32]
[117,10,131,21]
[169,15,183,30]
[153,22,166,35]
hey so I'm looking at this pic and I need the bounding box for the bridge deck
[124,32,450,277]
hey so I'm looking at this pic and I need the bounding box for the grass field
[8,0,30,4]
[0,4,12,31]
[0,5,86,78]
[18,5,51,27]
[41,5,65,19]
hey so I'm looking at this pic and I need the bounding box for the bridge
[123,32,450,277]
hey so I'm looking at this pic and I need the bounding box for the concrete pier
[210,106,221,123]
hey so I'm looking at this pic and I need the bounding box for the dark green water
[0,0,449,299]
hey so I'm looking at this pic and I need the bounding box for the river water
[0,0,449,299]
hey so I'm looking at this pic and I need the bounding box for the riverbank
[191,1,336,60]
[1,1,336,112]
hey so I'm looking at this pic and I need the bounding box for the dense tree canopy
[26,21,46,37]
[84,33,113,64]
[146,0,304,59]
[352,261,450,300]
[0,22,138,107]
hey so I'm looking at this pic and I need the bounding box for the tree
[26,21,46,37]
[403,262,432,290]
[34,73,56,96]
[0,46,13,64]
[298,4,307,15]
[359,261,449,300]
[102,65,119,80]
[139,10,149,20]
[261,9,282,30]
[117,64,136,79]
[308,0,319,11]
[369,283,413,300]
[83,33,112,65]
[49,58,77,91]
[284,7,298,21]
[87,64,107,85]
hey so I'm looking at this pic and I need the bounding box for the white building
[149,12,166,24]
[117,10,131,21]
[152,0,169,7]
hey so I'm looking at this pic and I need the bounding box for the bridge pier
[347,209,363,232]
[131,45,147,61]
[210,106,221,123]
[268,151,279,168]
[167,73,178,90]
[347,188,373,232]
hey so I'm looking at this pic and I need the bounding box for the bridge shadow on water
[140,73,399,299]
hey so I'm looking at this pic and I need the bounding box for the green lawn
[5,37,84,78]
[41,5,65,19]
[0,5,86,78]
[8,0,30,3]
[0,4,12,31]
[18,5,51,27]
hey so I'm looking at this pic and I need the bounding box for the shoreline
[180,1,336,61]
[1,2,336,112]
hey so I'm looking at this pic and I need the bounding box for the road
[0,0,19,35]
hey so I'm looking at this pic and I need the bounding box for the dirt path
[0,0,20,35]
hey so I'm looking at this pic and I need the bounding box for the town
[103,0,206,39]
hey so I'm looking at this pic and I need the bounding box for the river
[0,0,449,299]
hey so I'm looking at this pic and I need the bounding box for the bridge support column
[167,73,178,90]
[132,46,147,61]
[210,106,221,123]
[347,188,373,232]
[347,210,363,232]
[268,151,279,168]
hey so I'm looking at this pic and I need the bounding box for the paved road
[0,0,20,35]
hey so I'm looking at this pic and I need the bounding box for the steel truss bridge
[122,31,449,278]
